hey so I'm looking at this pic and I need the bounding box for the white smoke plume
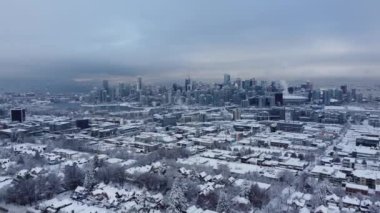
[280,80,289,95]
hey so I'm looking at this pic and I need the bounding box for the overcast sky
[0,1,379,89]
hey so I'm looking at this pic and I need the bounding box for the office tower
[185,77,192,92]
[306,81,313,90]
[357,93,363,102]
[232,108,241,120]
[103,80,109,93]
[191,80,197,91]
[137,77,142,91]
[260,80,267,88]
[341,85,348,94]
[118,83,125,98]
[270,81,277,92]
[241,99,249,108]
[76,119,90,129]
[172,83,179,92]
[110,87,116,101]
[288,87,294,94]
[100,90,108,102]
[334,89,343,102]
[312,90,321,103]
[322,90,331,105]
[224,74,231,85]
[242,80,251,89]
[11,108,26,122]
[235,78,242,89]
[352,89,357,101]
[274,93,284,106]
[167,90,173,104]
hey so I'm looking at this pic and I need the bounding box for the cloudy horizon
[1,1,380,90]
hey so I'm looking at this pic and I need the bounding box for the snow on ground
[234,179,271,190]
[0,178,12,190]
[178,155,264,174]
[126,164,152,175]
[39,197,110,213]
[0,202,30,213]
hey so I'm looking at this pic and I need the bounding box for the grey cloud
[0,0,380,90]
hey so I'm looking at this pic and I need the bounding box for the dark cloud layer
[0,0,379,90]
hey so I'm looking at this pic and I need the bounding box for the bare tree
[136,172,168,192]
[6,172,63,205]
[279,170,295,186]
[63,163,84,190]
[96,164,127,185]
[197,191,219,211]
[248,184,270,210]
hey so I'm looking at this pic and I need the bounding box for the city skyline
[2,1,380,212]
[1,74,380,212]
[0,0,380,213]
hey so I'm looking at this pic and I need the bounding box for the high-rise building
[260,80,267,88]
[334,89,343,102]
[306,81,313,90]
[185,77,192,92]
[137,77,142,91]
[322,90,331,105]
[224,74,231,85]
[110,87,116,101]
[312,90,321,103]
[235,78,242,89]
[167,90,173,104]
[242,80,250,89]
[232,108,241,120]
[76,119,90,129]
[118,83,125,98]
[351,89,357,101]
[100,90,108,102]
[248,95,275,108]
[103,80,109,93]
[241,99,249,108]
[172,83,181,92]
[11,108,26,123]
[341,85,348,94]
[274,93,284,106]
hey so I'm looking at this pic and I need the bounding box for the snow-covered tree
[294,172,308,192]
[137,188,150,213]
[167,178,187,213]
[310,180,331,208]
[93,154,100,168]
[241,180,251,197]
[263,197,285,213]
[83,163,97,190]
[216,191,231,213]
